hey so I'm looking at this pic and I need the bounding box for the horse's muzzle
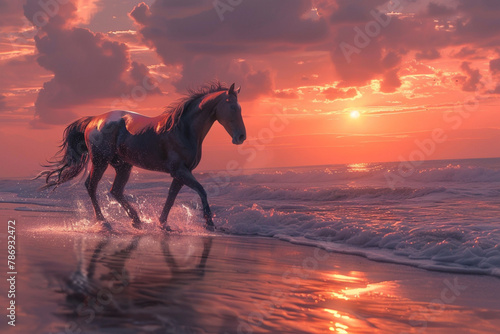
[232,133,246,145]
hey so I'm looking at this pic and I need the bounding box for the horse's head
[215,83,246,145]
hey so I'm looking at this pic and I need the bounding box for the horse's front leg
[159,178,183,231]
[173,169,214,230]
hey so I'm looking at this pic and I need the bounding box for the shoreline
[1,222,499,333]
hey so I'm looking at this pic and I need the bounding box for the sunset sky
[1,0,500,177]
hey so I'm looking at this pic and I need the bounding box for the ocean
[2,157,500,278]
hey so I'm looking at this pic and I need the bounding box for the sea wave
[3,159,500,277]
[222,185,448,202]
[409,165,500,183]
[200,163,500,186]
[216,204,500,277]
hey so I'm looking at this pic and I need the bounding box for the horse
[36,82,246,231]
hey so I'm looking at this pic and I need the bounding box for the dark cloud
[329,1,410,87]
[131,0,328,95]
[416,49,441,60]
[488,85,500,94]
[172,57,273,100]
[129,61,162,95]
[490,58,500,75]
[0,94,8,112]
[382,51,402,69]
[454,0,500,45]
[330,0,388,24]
[329,0,500,88]
[129,0,500,97]
[425,2,456,17]
[322,86,358,100]
[460,61,482,92]
[380,68,401,93]
[488,58,500,94]
[24,0,160,125]
[145,0,210,20]
[131,0,328,63]
[332,31,384,86]
[457,0,500,13]
[452,47,477,59]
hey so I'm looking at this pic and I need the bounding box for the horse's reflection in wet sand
[49,235,238,333]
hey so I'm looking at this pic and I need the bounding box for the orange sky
[1,0,500,178]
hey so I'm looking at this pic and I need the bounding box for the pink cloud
[23,0,160,125]
[322,86,358,100]
[130,0,329,96]
[460,61,482,92]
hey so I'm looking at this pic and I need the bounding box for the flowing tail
[35,117,93,190]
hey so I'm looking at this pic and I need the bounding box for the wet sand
[0,210,500,334]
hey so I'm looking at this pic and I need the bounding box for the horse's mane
[158,81,228,133]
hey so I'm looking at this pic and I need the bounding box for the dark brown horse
[37,82,246,231]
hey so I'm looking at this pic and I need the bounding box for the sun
[350,110,360,119]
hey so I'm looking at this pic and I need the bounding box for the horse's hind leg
[110,162,142,229]
[85,161,108,223]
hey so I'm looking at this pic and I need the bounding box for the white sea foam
[215,203,500,276]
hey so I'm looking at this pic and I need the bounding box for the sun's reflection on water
[313,271,402,333]
[346,163,371,173]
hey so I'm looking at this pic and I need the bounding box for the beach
[0,220,499,334]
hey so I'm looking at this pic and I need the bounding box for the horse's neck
[178,92,222,145]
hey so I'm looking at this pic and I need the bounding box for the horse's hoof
[132,221,142,230]
[216,226,228,233]
[160,224,173,233]
[101,221,113,232]
[204,224,215,232]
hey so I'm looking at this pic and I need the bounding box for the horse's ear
[236,86,241,94]
[228,83,235,95]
